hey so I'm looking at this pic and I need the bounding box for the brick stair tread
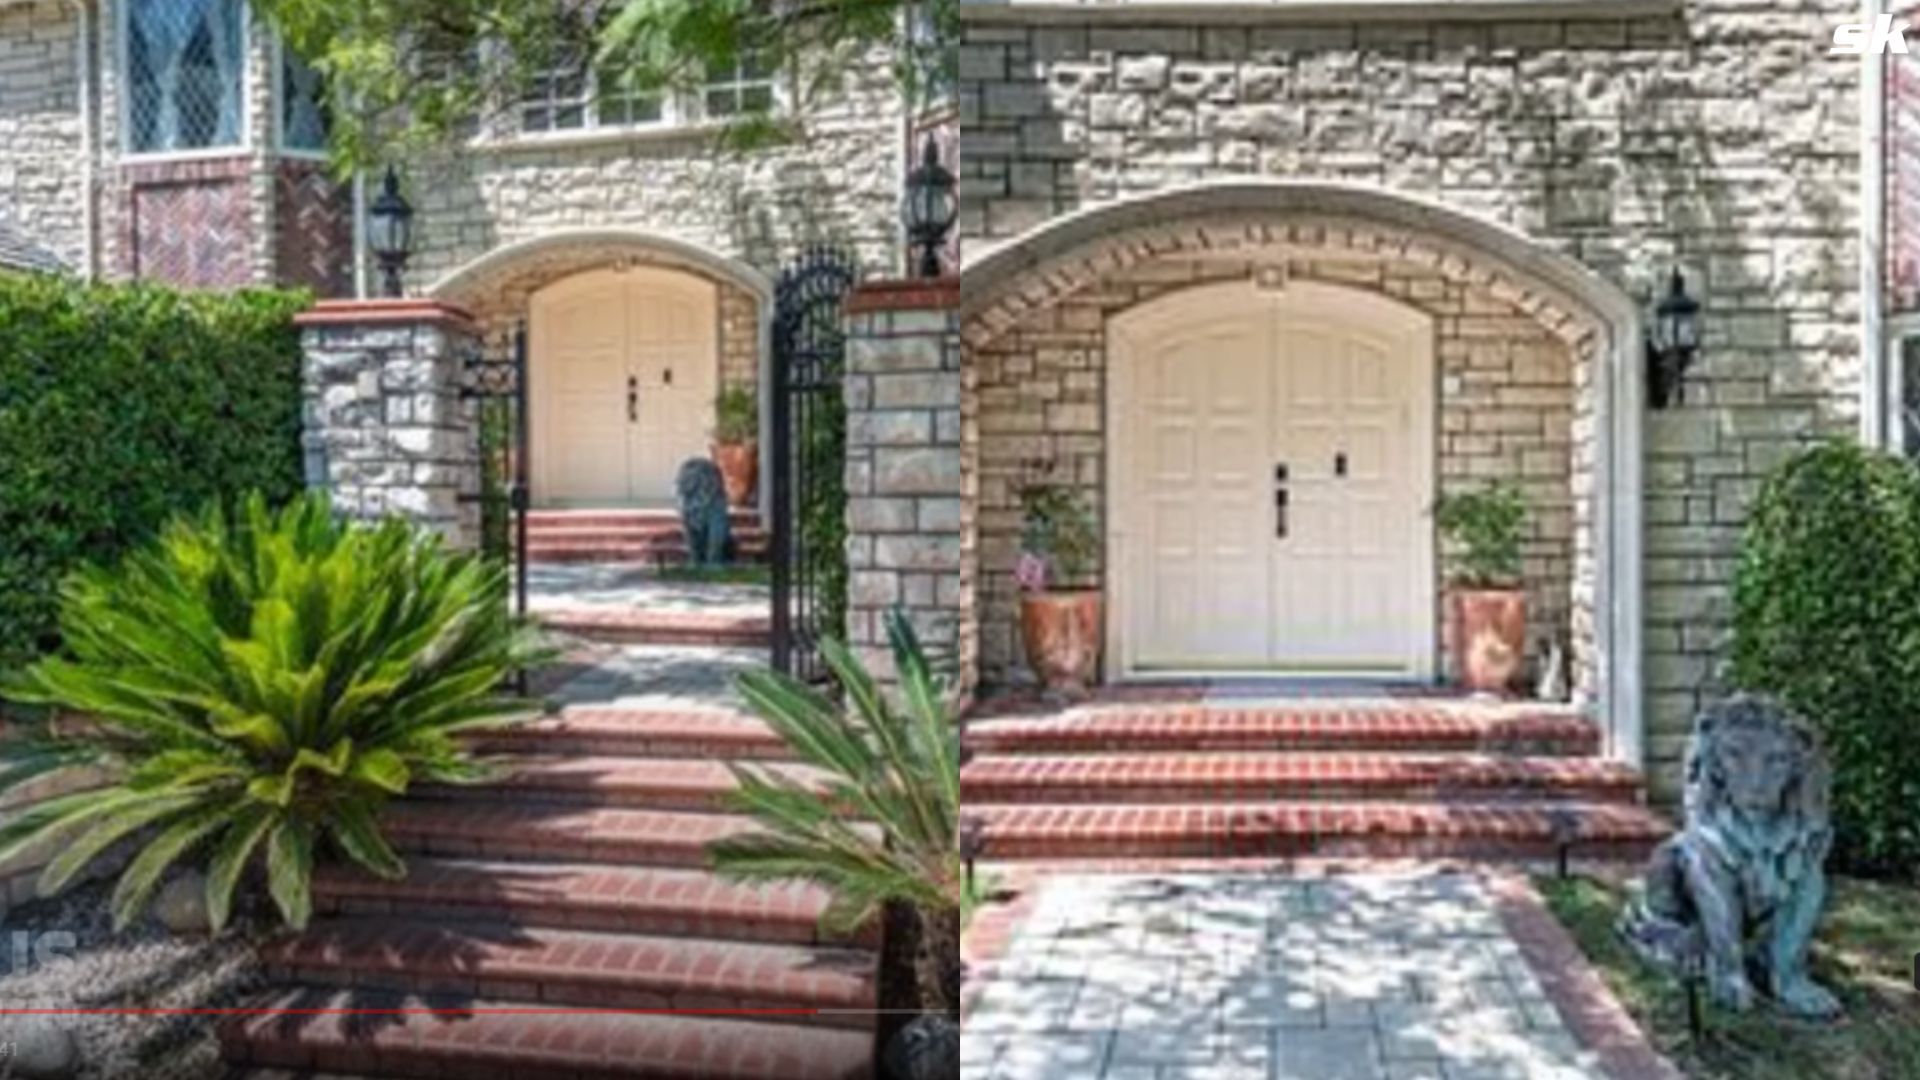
[963,703,1600,755]
[420,756,823,809]
[530,543,770,566]
[967,799,1670,860]
[472,706,791,759]
[220,987,872,1079]
[263,918,876,1020]
[534,608,772,645]
[959,751,1642,802]
[382,802,781,867]
[527,509,761,526]
[313,859,858,946]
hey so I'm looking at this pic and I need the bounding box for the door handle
[1335,452,1348,478]
[627,376,638,423]
[1274,463,1288,539]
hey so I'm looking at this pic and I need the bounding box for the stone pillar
[843,279,973,698]
[294,300,483,548]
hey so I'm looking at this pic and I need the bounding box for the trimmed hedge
[1731,441,1920,879]
[0,276,307,669]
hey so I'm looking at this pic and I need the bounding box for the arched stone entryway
[963,180,1646,765]
[429,229,776,513]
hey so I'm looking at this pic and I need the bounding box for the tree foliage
[253,0,956,167]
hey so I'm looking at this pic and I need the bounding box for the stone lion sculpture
[675,457,730,566]
[1618,694,1840,1018]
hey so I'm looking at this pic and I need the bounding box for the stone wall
[959,4,1862,798]
[407,47,907,292]
[296,303,483,549]
[843,281,970,694]
[969,253,1586,696]
[0,0,85,268]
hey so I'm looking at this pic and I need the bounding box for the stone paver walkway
[528,563,768,618]
[964,871,1605,1080]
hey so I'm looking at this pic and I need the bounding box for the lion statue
[1618,694,1839,1018]
[675,457,731,566]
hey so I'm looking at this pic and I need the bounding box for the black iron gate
[461,324,530,624]
[770,247,860,681]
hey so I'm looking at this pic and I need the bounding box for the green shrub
[1433,482,1528,588]
[1731,442,1920,879]
[714,384,757,444]
[0,277,307,669]
[0,492,543,931]
[1018,482,1098,587]
[716,611,960,1013]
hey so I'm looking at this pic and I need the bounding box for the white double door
[1110,280,1435,677]
[532,267,719,505]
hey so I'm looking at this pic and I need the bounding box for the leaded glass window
[281,49,328,152]
[126,0,245,154]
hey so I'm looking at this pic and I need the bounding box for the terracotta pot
[1020,590,1102,698]
[711,441,757,507]
[1450,588,1528,694]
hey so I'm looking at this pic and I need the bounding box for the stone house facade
[0,0,927,515]
[954,0,1889,799]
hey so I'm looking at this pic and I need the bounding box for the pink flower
[1014,551,1050,593]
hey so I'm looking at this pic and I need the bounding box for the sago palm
[0,492,543,932]
[713,611,961,1012]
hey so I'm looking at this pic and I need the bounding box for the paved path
[542,642,765,708]
[964,871,1604,1080]
[528,563,768,618]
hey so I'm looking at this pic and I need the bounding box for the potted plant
[1016,482,1101,698]
[711,384,757,508]
[1434,481,1530,694]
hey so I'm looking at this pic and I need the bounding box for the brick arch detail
[961,180,1648,767]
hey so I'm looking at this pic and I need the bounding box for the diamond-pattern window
[281,48,329,153]
[126,0,245,154]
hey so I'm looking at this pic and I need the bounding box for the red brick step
[534,608,772,647]
[262,919,876,1029]
[960,752,1644,805]
[470,706,791,759]
[219,986,873,1079]
[418,756,825,811]
[969,799,1669,862]
[963,702,1601,756]
[312,859,863,947]
[527,508,761,529]
[382,802,778,868]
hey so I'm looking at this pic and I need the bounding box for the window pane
[128,0,244,153]
[281,49,329,151]
[1902,336,1920,461]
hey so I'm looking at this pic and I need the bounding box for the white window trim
[494,52,787,148]
[116,0,253,163]
[272,38,330,161]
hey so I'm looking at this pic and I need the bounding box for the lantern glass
[368,167,414,260]
[1655,269,1699,353]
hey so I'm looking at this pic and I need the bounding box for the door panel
[533,268,719,506]
[1113,281,1434,677]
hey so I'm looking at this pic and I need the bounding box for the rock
[1618,694,1841,1018]
[153,870,210,936]
[882,1015,958,1080]
[8,1018,77,1079]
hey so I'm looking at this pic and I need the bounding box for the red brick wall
[1888,12,1920,311]
[119,158,253,288]
[276,160,352,298]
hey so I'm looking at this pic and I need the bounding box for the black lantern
[1645,267,1701,409]
[903,133,957,279]
[367,165,415,298]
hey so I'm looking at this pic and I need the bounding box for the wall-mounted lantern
[1646,268,1701,409]
[903,133,957,279]
[367,166,415,298]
